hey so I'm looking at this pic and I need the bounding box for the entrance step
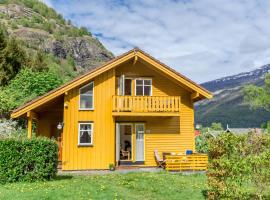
[119,161,145,166]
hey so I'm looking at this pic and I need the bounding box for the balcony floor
[112,112,180,117]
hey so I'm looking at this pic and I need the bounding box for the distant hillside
[0,0,113,72]
[195,65,270,128]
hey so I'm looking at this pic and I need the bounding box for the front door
[50,125,62,162]
[135,124,145,161]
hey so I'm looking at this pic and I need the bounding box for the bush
[207,132,270,199]
[0,137,58,183]
[195,123,223,153]
[195,131,213,153]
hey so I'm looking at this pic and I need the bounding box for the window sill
[78,144,93,147]
[79,109,94,111]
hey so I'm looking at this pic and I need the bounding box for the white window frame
[79,82,94,110]
[78,122,93,146]
[135,78,152,96]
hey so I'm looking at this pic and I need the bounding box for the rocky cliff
[0,2,114,72]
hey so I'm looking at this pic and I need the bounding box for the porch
[24,96,64,165]
[112,95,181,116]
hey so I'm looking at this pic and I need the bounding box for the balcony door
[118,75,132,96]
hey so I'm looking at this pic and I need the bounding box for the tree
[0,37,28,85]
[0,24,7,51]
[210,122,223,131]
[31,50,47,72]
[0,68,63,116]
[244,74,270,112]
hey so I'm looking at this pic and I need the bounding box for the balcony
[112,95,180,116]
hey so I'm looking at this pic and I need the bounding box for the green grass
[0,172,207,200]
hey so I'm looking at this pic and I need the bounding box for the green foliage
[0,23,78,115]
[0,36,28,85]
[195,123,224,153]
[0,24,7,50]
[0,68,63,115]
[207,133,270,199]
[195,131,213,154]
[43,20,55,34]
[244,73,270,112]
[0,137,58,183]
[210,122,223,131]
[10,21,18,29]
[2,0,65,25]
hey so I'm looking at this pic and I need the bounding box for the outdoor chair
[154,150,166,168]
[121,149,130,160]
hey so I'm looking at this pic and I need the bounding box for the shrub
[207,132,270,199]
[195,123,224,153]
[0,137,58,183]
[195,131,213,153]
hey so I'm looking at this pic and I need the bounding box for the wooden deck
[165,154,208,171]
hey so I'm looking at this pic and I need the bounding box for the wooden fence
[165,154,208,171]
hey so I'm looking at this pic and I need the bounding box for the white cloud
[45,0,270,83]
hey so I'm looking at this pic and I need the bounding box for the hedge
[207,132,270,199]
[0,137,58,183]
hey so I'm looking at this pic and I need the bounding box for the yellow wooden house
[11,48,212,170]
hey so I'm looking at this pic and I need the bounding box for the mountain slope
[195,65,270,128]
[0,1,113,72]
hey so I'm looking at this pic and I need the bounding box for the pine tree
[0,37,27,85]
[0,24,7,51]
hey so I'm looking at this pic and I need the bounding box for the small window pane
[80,84,93,95]
[144,86,151,96]
[136,86,143,95]
[136,80,143,85]
[80,130,91,144]
[144,80,151,85]
[81,124,91,130]
[80,95,93,109]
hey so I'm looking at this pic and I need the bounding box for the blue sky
[43,0,270,83]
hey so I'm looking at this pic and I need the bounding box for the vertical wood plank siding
[62,69,115,170]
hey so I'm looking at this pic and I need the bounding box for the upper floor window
[78,122,93,146]
[79,82,94,110]
[135,79,152,96]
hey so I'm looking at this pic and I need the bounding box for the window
[135,79,152,96]
[79,82,94,110]
[78,123,93,145]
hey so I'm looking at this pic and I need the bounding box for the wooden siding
[115,60,195,166]
[62,69,115,170]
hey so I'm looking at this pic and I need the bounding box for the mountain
[0,1,113,72]
[195,65,270,128]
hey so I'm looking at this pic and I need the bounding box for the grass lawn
[0,172,206,200]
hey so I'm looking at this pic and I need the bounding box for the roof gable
[11,48,212,118]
